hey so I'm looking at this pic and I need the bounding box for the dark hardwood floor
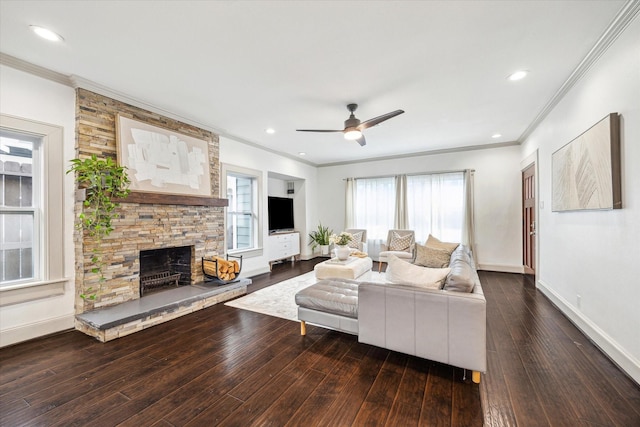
[1,260,638,426]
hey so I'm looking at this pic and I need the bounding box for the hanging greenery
[67,155,130,299]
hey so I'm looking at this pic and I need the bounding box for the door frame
[520,150,539,282]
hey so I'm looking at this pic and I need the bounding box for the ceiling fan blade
[296,129,344,133]
[358,109,405,130]
[356,134,367,146]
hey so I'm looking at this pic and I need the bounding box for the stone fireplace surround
[73,89,245,341]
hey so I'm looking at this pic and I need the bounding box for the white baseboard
[0,314,75,348]
[537,279,640,385]
[477,263,524,274]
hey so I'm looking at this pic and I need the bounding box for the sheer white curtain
[345,178,355,229]
[406,172,464,243]
[462,169,475,254]
[354,177,395,259]
[349,171,472,259]
[394,175,408,229]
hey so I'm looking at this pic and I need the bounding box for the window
[407,172,464,242]
[353,172,465,243]
[354,177,395,240]
[0,115,65,304]
[221,164,263,257]
[0,131,37,283]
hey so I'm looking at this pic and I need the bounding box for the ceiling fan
[296,103,404,146]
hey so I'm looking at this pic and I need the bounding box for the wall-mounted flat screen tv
[268,196,294,233]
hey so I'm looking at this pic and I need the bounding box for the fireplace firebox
[139,246,193,296]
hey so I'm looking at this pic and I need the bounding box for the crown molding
[319,140,520,168]
[0,52,72,86]
[518,0,640,142]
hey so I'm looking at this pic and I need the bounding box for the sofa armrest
[358,282,486,372]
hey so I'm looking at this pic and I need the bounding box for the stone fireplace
[73,89,229,319]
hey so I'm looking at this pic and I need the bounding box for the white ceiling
[0,0,629,166]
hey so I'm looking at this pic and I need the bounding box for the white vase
[335,245,351,261]
[320,244,330,256]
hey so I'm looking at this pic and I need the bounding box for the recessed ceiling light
[298,152,306,156]
[29,25,64,42]
[507,70,528,81]
[265,128,275,134]
[491,133,502,139]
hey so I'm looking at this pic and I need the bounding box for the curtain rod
[343,169,475,181]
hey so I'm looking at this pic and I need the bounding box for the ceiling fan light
[344,128,362,140]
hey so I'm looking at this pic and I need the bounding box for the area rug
[225,270,387,321]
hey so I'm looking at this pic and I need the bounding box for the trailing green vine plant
[67,155,130,300]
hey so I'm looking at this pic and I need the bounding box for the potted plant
[67,155,130,299]
[308,222,332,256]
[329,231,353,260]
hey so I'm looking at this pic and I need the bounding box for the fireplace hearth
[139,246,193,296]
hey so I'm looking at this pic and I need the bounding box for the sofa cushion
[426,234,459,254]
[295,279,359,318]
[386,254,450,289]
[443,246,476,293]
[414,243,452,268]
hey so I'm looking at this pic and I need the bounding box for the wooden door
[522,164,536,275]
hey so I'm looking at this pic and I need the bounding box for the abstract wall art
[116,115,212,198]
[552,113,621,212]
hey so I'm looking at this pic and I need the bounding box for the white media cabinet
[268,231,300,270]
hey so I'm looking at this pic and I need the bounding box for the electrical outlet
[577,294,582,309]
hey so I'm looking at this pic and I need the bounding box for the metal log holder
[202,254,243,284]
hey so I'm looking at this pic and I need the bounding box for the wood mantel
[116,191,228,207]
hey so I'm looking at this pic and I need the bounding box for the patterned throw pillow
[347,231,363,249]
[389,232,413,251]
[425,234,459,254]
[414,243,452,268]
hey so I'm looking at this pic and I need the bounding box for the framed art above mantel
[116,114,216,203]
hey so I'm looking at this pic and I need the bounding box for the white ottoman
[314,257,373,280]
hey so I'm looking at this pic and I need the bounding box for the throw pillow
[347,231,363,249]
[425,234,459,254]
[385,254,450,289]
[414,243,452,268]
[389,232,413,251]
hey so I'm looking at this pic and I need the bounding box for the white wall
[220,137,318,275]
[521,17,640,383]
[0,66,76,346]
[316,145,523,271]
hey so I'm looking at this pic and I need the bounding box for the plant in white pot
[330,231,353,261]
[308,222,332,256]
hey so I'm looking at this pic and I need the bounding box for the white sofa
[296,245,486,383]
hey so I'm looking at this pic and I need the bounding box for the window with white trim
[0,115,65,303]
[221,164,263,257]
[0,131,38,283]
